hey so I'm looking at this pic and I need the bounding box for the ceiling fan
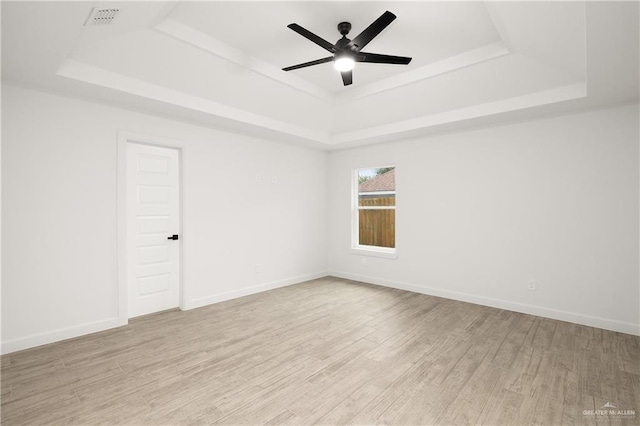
[282,11,412,86]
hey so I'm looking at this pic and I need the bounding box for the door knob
[167,234,179,240]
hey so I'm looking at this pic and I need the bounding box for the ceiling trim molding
[483,1,514,52]
[330,82,588,145]
[55,58,587,148]
[56,59,331,145]
[334,42,510,103]
[155,17,510,106]
[154,18,334,103]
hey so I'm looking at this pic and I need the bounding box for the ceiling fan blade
[350,11,396,51]
[341,70,353,86]
[283,56,334,71]
[287,24,336,53]
[357,52,412,65]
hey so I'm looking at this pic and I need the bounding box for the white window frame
[351,166,398,259]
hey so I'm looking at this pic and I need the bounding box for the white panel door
[127,143,180,318]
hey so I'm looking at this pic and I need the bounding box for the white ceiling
[168,1,502,91]
[2,1,638,150]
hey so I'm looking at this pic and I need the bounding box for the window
[352,166,396,258]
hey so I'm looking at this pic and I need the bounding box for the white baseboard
[6,270,633,354]
[1,317,121,355]
[1,272,329,355]
[184,271,329,310]
[330,270,640,336]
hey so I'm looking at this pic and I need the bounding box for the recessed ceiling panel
[167,1,503,92]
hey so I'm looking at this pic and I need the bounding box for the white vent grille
[84,8,120,26]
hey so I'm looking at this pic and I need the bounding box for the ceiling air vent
[84,8,120,26]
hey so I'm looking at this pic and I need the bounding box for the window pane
[359,209,395,248]
[358,167,395,207]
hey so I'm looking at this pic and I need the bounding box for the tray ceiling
[2,1,638,149]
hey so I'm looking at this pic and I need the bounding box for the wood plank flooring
[2,277,639,425]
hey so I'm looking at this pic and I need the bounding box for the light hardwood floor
[2,277,639,425]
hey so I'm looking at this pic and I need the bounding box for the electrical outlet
[361,257,368,265]
[528,279,537,291]
[255,264,262,273]
[271,176,278,184]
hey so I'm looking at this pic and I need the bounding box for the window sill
[351,246,398,259]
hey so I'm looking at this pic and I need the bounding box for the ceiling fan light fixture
[334,56,355,72]
[283,11,411,85]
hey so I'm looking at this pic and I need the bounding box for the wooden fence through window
[358,196,395,248]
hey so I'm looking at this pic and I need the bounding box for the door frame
[117,131,186,325]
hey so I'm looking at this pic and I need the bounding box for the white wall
[2,83,638,354]
[328,104,640,335]
[1,83,328,353]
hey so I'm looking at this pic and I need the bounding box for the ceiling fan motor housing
[336,22,358,52]
[337,22,351,36]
